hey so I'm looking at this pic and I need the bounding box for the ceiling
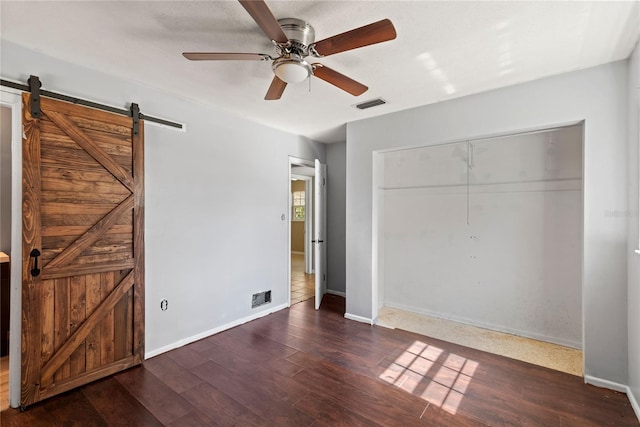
[1,1,638,143]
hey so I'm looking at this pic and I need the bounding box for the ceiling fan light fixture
[184,1,397,101]
[273,55,312,83]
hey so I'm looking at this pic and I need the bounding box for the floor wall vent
[252,290,272,308]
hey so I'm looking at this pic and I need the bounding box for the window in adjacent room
[292,191,305,221]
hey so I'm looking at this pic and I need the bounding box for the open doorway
[288,157,327,309]
[0,102,14,411]
[290,174,314,305]
[0,89,22,410]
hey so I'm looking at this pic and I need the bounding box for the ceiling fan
[183,0,397,100]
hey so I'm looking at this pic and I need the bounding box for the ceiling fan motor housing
[273,18,316,83]
[277,18,315,55]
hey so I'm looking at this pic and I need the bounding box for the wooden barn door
[20,93,144,407]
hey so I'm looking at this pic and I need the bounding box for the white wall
[627,39,640,414]
[326,141,346,294]
[0,106,11,253]
[346,61,629,384]
[380,127,583,348]
[1,40,326,357]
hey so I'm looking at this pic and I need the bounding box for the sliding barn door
[21,93,144,407]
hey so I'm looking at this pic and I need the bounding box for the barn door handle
[30,249,41,277]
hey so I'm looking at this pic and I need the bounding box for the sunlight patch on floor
[377,307,582,377]
[379,340,477,415]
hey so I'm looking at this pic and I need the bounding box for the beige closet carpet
[377,307,583,377]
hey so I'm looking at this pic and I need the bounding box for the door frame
[1,87,24,408]
[288,156,315,307]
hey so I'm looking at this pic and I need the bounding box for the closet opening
[374,123,584,376]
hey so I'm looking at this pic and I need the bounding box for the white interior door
[314,159,327,310]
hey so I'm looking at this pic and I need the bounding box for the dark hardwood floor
[2,295,638,426]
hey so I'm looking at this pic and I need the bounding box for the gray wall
[627,39,640,411]
[380,127,583,348]
[1,40,326,356]
[346,61,629,385]
[326,141,346,294]
[0,106,10,253]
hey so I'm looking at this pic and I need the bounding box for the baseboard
[584,376,640,422]
[145,302,289,359]
[627,385,640,422]
[326,289,346,297]
[344,312,373,325]
[384,301,582,349]
[584,375,628,393]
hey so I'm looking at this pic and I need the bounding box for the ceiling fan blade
[312,19,397,57]
[265,76,287,100]
[238,0,288,44]
[312,64,368,96]
[183,52,272,61]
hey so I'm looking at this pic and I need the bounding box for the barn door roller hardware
[27,75,41,118]
[130,103,140,135]
[0,75,183,130]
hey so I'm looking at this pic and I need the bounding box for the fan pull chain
[308,75,311,93]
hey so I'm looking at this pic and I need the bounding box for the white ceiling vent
[353,98,387,110]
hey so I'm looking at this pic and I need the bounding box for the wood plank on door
[21,93,144,407]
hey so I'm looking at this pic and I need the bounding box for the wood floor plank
[292,359,429,426]
[143,354,205,394]
[0,356,9,412]
[193,330,306,379]
[165,408,220,427]
[295,391,386,427]
[2,386,107,427]
[180,382,267,426]
[522,382,637,426]
[288,350,428,416]
[220,327,299,359]
[114,366,193,425]
[80,377,162,427]
[0,408,55,427]
[2,295,638,426]
[419,403,488,427]
[165,342,210,369]
[191,360,315,427]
